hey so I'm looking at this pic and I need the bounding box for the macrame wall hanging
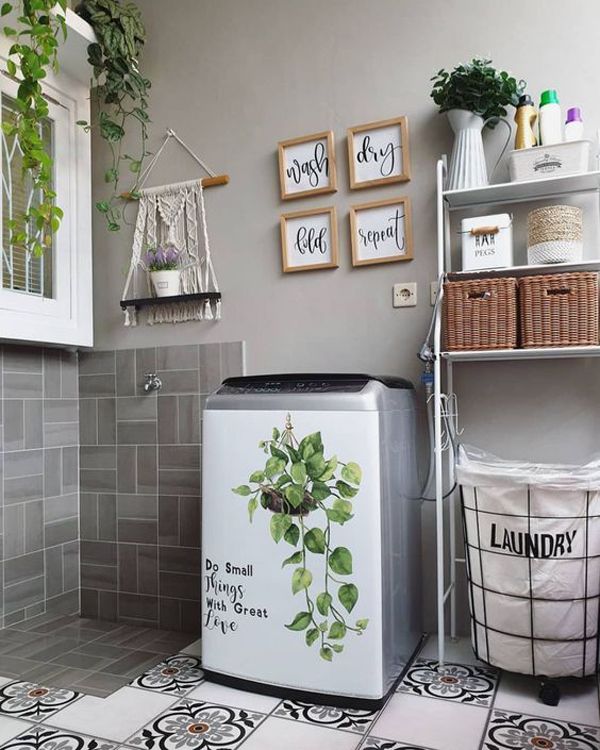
[121,129,228,326]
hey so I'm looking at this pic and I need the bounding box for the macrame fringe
[145,298,221,325]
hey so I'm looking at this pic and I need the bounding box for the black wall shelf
[120,292,222,312]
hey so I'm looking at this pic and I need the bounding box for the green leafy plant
[76,0,150,233]
[430,57,525,126]
[1,0,67,256]
[233,417,369,662]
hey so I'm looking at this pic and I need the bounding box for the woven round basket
[527,205,583,264]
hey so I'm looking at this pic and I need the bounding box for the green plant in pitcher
[232,415,369,662]
[430,57,525,126]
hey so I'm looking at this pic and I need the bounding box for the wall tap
[144,372,162,393]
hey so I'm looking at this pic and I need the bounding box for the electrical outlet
[430,280,439,306]
[393,282,417,308]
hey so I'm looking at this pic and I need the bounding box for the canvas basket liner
[456,444,600,678]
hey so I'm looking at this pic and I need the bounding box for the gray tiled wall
[0,345,80,628]
[78,342,243,633]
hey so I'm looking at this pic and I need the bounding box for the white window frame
[0,34,92,348]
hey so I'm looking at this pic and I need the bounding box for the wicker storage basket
[444,277,518,351]
[519,272,599,348]
[527,205,583,265]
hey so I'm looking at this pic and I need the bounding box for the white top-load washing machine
[201,373,422,709]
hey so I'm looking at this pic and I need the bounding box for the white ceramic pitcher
[446,109,511,191]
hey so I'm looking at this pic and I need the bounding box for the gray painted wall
[90,0,600,631]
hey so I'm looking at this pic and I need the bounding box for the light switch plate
[393,282,417,308]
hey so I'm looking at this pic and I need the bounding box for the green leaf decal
[333,498,353,515]
[356,618,369,630]
[247,496,258,522]
[282,551,303,568]
[291,567,312,594]
[311,481,331,501]
[232,485,251,496]
[304,527,326,554]
[329,621,346,639]
[341,462,362,485]
[306,452,326,479]
[249,471,265,483]
[305,627,319,646]
[329,547,353,575]
[270,445,288,461]
[326,508,353,525]
[285,611,311,631]
[320,646,333,662]
[336,480,358,499]
[332,644,344,653]
[318,456,338,482]
[270,513,292,543]
[290,462,307,485]
[316,591,332,616]
[283,523,300,547]
[319,620,329,632]
[265,456,285,478]
[338,583,358,613]
[272,427,280,440]
[284,484,304,509]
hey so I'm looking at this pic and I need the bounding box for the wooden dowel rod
[120,174,230,201]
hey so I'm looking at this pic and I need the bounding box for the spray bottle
[514,94,537,149]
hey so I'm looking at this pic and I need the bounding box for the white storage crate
[509,140,592,182]
[461,214,513,271]
[456,445,600,678]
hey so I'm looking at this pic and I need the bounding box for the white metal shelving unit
[433,161,600,666]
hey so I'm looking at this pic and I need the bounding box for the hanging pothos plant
[1,0,149,255]
[233,418,369,662]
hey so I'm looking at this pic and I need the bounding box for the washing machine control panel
[218,377,368,394]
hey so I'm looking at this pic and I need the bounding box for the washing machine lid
[218,373,413,395]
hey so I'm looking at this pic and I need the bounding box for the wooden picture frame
[280,206,339,273]
[278,130,337,200]
[347,116,411,189]
[350,196,413,267]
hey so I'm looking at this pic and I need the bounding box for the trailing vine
[1,0,67,256]
[233,418,369,662]
[76,0,150,233]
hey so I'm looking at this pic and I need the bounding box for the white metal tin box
[508,140,591,182]
[461,213,513,271]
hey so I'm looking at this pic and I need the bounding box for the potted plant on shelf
[430,58,526,190]
[145,244,181,298]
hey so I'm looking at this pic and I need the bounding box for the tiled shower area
[0,341,243,636]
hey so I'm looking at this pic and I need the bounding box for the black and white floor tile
[129,655,204,695]
[483,710,600,750]
[398,658,499,707]
[0,726,117,750]
[0,681,80,721]
[127,700,265,749]
[273,697,378,734]
[361,739,431,750]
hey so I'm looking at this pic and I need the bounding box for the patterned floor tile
[0,681,80,721]
[127,700,265,749]
[0,725,118,750]
[129,654,204,695]
[361,740,432,750]
[484,710,600,750]
[272,698,378,734]
[398,658,498,706]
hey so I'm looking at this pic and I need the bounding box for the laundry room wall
[90,0,600,633]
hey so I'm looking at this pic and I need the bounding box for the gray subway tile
[24,400,43,449]
[159,445,200,470]
[80,468,117,493]
[79,350,115,376]
[45,518,78,547]
[181,600,200,633]
[80,588,98,618]
[81,563,117,591]
[157,396,178,444]
[199,343,222,394]
[97,398,116,445]
[4,551,44,585]
[44,448,62,498]
[116,396,156,421]
[156,345,198,371]
[44,399,78,423]
[135,348,157,397]
[62,446,78,493]
[44,421,78,448]
[4,576,44,614]
[45,546,64,598]
[4,474,43,504]
[98,591,118,620]
[98,494,117,541]
[80,493,98,540]
[79,399,97,446]
[79,374,115,398]
[24,500,43,552]
[159,496,179,546]
[117,518,157,544]
[60,351,79,398]
[159,469,201,496]
[116,349,136,397]
[3,505,24,558]
[116,420,157,445]
[179,496,201,548]
[43,350,61,398]
[81,540,117,566]
[177,395,200,443]
[159,598,182,632]
[159,547,201,575]
[136,446,157,493]
[80,445,116,470]
[138,545,158,595]
[159,571,200,601]
[4,373,43,398]
[4,449,43,478]
[117,494,157,520]
[117,446,136,493]
[45,494,78,524]
[63,541,80,592]
[115,595,158,625]
[3,346,43,373]
[118,544,137,593]
[3,400,24,451]
[45,588,79,616]
[157,369,199,395]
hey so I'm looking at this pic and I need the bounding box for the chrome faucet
[144,372,162,393]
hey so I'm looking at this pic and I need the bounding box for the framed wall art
[280,206,339,273]
[278,130,337,200]
[350,196,413,267]
[347,116,410,189]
